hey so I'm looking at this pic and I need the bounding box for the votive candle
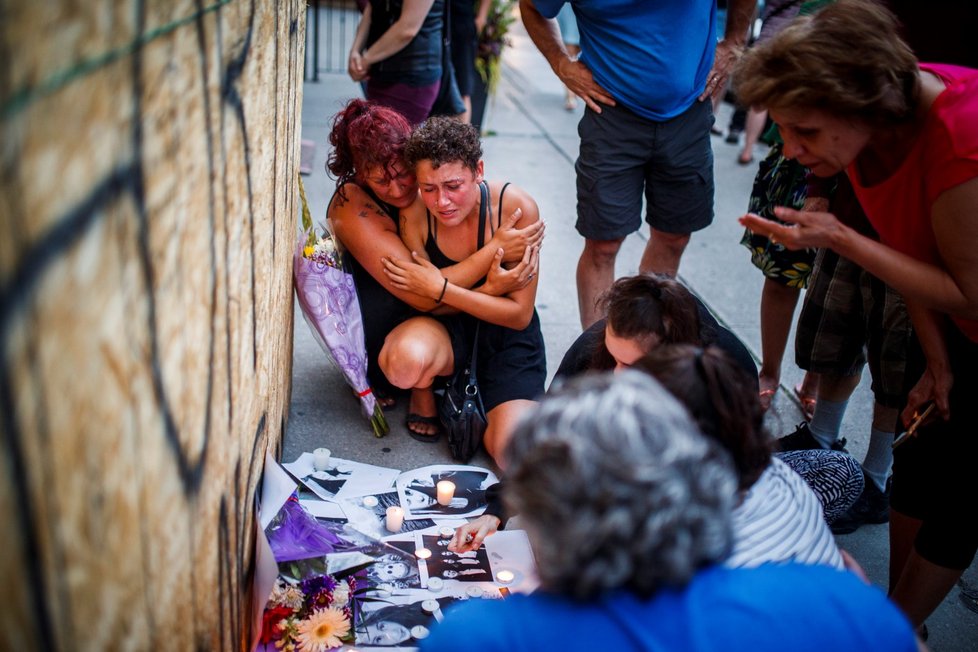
[436,480,456,506]
[385,506,404,532]
[312,447,332,471]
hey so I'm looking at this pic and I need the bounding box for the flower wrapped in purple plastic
[294,178,389,437]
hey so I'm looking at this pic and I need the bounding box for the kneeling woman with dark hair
[636,345,857,568]
[554,274,758,381]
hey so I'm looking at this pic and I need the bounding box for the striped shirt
[726,457,844,570]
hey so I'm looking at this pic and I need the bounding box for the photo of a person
[360,491,437,533]
[419,533,491,582]
[364,542,422,589]
[397,467,494,518]
[355,597,458,646]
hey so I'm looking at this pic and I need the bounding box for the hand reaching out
[448,514,501,553]
[739,206,848,251]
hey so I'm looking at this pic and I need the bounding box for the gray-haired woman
[421,372,920,652]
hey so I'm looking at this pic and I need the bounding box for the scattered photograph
[396,465,498,520]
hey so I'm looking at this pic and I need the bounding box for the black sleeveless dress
[331,184,418,396]
[423,183,547,411]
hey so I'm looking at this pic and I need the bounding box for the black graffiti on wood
[221,0,259,374]
[0,1,302,647]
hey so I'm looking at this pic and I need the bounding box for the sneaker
[776,422,848,453]
[725,128,742,144]
[830,474,891,535]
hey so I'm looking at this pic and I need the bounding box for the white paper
[259,452,298,530]
[299,498,348,521]
[284,452,400,502]
[395,464,499,520]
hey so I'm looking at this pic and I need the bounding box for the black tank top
[423,182,508,274]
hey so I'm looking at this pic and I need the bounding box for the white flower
[331,580,351,608]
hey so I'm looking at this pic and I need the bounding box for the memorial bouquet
[476,0,517,97]
[261,576,356,651]
[260,496,362,651]
[293,177,389,437]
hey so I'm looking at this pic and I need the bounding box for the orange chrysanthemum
[295,607,350,651]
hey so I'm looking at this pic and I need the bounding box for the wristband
[435,277,448,304]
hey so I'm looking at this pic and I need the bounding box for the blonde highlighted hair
[734,0,919,126]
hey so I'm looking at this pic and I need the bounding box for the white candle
[438,526,455,539]
[312,447,332,471]
[362,495,379,508]
[414,547,432,560]
[385,506,404,532]
[495,569,515,584]
[436,480,456,506]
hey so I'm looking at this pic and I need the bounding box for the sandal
[793,384,817,421]
[405,413,442,443]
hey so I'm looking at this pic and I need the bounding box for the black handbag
[440,322,487,462]
[429,0,466,117]
[438,182,491,462]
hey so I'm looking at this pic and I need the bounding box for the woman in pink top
[735,0,978,633]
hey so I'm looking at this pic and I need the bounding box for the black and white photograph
[341,490,437,539]
[363,540,422,590]
[283,453,400,502]
[354,596,461,647]
[417,534,492,582]
[395,464,498,520]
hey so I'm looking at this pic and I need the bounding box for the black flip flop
[406,413,442,443]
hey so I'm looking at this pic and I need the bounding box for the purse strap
[465,182,491,386]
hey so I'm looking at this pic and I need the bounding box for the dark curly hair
[591,274,702,370]
[634,344,771,491]
[404,116,482,172]
[326,98,412,200]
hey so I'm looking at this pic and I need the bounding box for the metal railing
[305,0,361,81]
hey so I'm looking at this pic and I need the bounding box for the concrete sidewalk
[287,9,977,649]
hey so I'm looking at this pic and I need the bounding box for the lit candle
[436,480,456,506]
[385,506,404,532]
[438,526,455,539]
[495,569,515,584]
[414,547,432,560]
[312,447,332,471]
[362,495,379,508]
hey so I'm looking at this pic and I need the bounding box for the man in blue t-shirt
[520,0,755,328]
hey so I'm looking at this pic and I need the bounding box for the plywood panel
[0,2,304,649]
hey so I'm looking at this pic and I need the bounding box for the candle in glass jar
[312,447,332,471]
[385,506,404,532]
[436,480,456,506]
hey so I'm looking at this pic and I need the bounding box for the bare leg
[379,317,455,437]
[638,228,690,278]
[739,107,768,164]
[758,277,801,408]
[482,399,537,469]
[576,237,624,329]
[460,95,472,125]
